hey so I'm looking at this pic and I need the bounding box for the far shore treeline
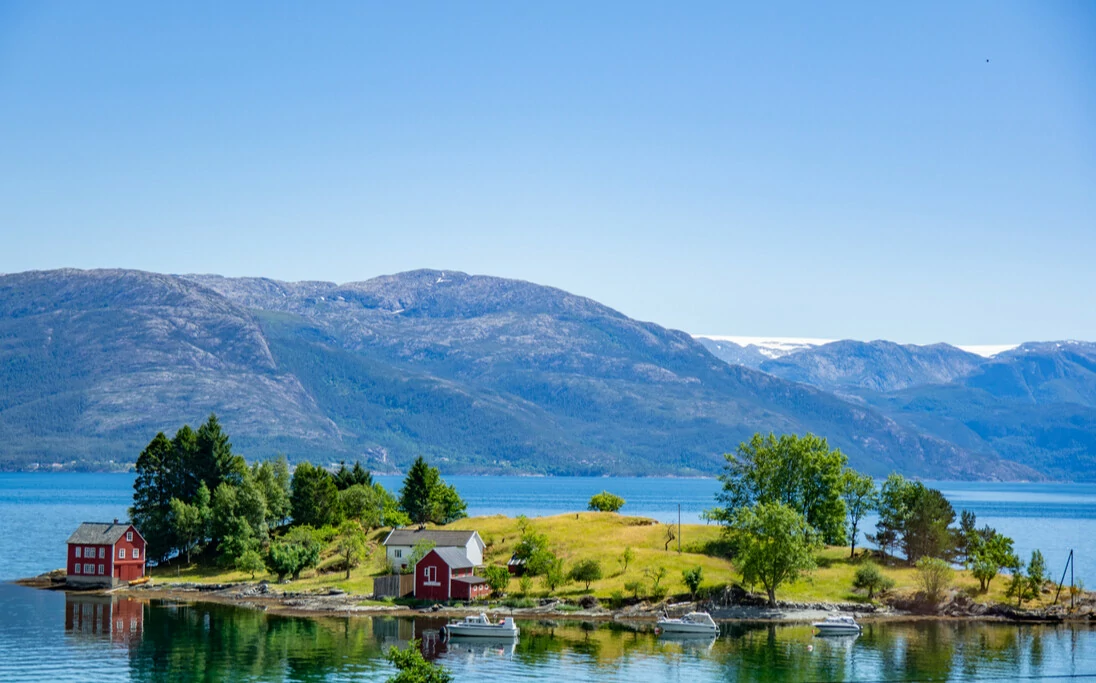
[130,414,466,579]
[129,416,1048,609]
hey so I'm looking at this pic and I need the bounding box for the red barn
[413,547,490,602]
[66,520,146,588]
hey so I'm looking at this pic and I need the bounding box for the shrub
[915,557,954,603]
[619,546,635,574]
[386,639,452,683]
[482,565,511,597]
[235,549,266,579]
[853,561,895,600]
[588,491,625,512]
[518,575,533,596]
[682,566,703,599]
[623,580,644,600]
[609,590,626,609]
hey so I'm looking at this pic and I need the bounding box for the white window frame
[133,548,140,559]
[98,564,104,575]
[98,547,104,559]
[75,547,82,558]
[425,566,436,582]
[73,563,81,574]
[85,546,95,557]
[126,531,133,542]
[83,563,94,574]
[119,548,126,560]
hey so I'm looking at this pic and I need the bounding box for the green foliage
[569,558,603,591]
[728,501,821,606]
[682,566,703,598]
[871,474,957,565]
[385,640,452,683]
[253,456,292,528]
[193,414,244,493]
[609,590,626,609]
[587,491,625,512]
[398,456,467,525]
[716,432,847,545]
[852,561,894,599]
[130,431,179,563]
[333,460,373,491]
[267,527,322,580]
[168,481,210,565]
[518,575,533,596]
[482,565,511,597]
[915,556,954,603]
[334,520,369,579]
[290,461,341,528]
[235,549,266,579]
[968,532,1018,592]
[1027,549,1047,599]
[619,546,635,574]
[841,470,877,558]
[402,539,436,574]
[541,555,568,594]
[623,579,643,600]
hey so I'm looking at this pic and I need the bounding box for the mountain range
[0,268,1089,480]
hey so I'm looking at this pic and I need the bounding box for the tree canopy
[398,456,467,526]
[727,501,821,606]
[714,432,847,545]
[587,491,625,512]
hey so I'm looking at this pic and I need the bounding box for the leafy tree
[290,461,341,528]
[339,483,384,529]
[334,520,369,579]
[235,549,265,579]
[915,557,954,603]
[682,566,703,599]
[1007,561,1029,606]
[513,531,550,573]
[624,579,643,600]
[619,546,635,574]
[715,432,847,545]
[518,575,533,596]
[385,640,452,683]
[868,473,910,562]
[525,547,559,578]
[169,481,210,565]
[968,532,1018,592]
[853,561,894,600]
[569,558,603,591]
[254,456,292,529]
[841,470,877,558]
[588,491,625,512]
[398,457,467,525]
[267,527,321,580]
[542,555,568,594]
[644,566,668,593]
[1027,550,1047,600]
[235,468,269,540]
[871,474,957,565]
[482,565,511,597]
[402,539,436,574]
[728,501,821,606]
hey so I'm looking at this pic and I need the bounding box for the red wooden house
[413,547,490,602]
[66,520,146,588]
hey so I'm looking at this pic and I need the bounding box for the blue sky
[1,2,1093,344]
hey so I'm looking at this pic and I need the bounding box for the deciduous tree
[587,491,625,512]
[729,501,821,606]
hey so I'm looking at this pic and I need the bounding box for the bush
[235,549,266,579]
[482,565,511,597]
[588,491,625,512]
[623,580,644,600]
[853,561,895,600]
[609,590,626,609]
[682,566,703,599]
[518,575,533,596]
[916,557,954,603]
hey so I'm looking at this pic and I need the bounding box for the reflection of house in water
[64,593,145,647]
[371,617,448,659]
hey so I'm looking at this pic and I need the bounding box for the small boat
[442,613,520,638]
[656,611,719,635]
[812,614,862,635]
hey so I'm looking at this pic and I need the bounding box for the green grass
[150,513,1049,609]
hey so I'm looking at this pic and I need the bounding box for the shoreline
[14,576,1093,626]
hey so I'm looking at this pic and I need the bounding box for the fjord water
[2,473,1095,682]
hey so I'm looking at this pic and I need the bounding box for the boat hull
[814,625,861,635]
[658,624,718,635]
[443,626,520,638]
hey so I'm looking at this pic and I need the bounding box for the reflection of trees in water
[129,602,388,682]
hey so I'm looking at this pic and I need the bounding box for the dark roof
[66,522,135,545]
[451,575,487,585]
[383,528,481,549]
[429,547,475,569]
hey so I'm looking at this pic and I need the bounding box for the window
[84,563,94,574]
[73,564,81,574]
[119,548,126,560]
[394,549,402,558]
[98,547,104,559]
[75,547,82,559]
[424,566,436,582]
[133,548,140,559]
[98,564,104,575]
[126,531,133,542]
[85,546,95,557]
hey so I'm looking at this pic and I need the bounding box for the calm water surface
[3,473,1096,681]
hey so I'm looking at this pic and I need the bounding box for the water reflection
[51,598,1096,682]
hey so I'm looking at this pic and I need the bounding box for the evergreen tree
[290,461,341,528]
[254,456,292,529]
[130,432,176,563]
[334,460,373,490]
[398,456,467,525]
[193,414,242,492]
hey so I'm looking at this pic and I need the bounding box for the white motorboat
[442,613,520,638]
[812,614,862,635]
[656,611,719,635]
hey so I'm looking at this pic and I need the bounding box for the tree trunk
[767,588,776,606]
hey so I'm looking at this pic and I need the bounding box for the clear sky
[1,2,1093,344]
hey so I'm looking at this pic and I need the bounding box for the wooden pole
[677,504,682,553]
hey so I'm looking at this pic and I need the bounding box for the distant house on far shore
[65,520,146,588]
[382,528,484,571]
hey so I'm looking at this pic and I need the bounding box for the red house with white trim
[414,547,490,602]
[66,520,146,588]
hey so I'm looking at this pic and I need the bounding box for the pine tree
[130,432,175,563]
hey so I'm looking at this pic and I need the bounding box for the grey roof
[66,522,137,545]
[384,528,481,549]
[451,575,487,585]
[430,546,475,569]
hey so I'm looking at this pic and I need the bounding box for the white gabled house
[382,528,485,571]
